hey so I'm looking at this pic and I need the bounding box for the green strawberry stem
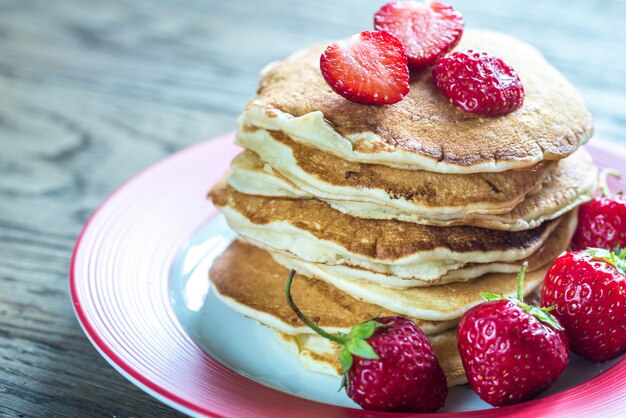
[480,262,564,331]
[285,270,345,345]
[516,262,527,302]
[285,270,385,379]
[599,169,621,198]
[585,248,626,276]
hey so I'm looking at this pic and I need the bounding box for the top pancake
[243,29,593,173]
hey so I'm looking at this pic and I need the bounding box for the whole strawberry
[542,248,626,362]
[458,263,569,406]
[432,50,525,115]
[345,316,447,411]
[572,170,626,251]
[286,271,447,412]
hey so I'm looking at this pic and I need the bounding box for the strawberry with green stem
[285,270,447,412]
[572,169,626,250]
[458,263,569,406]
[542,247,626,362]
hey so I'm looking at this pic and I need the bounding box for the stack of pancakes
[208,29,596,386]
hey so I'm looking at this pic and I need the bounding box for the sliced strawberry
[320,31,410,105]
[374,1,464,70]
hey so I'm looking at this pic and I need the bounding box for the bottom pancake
[209,241,464,385]
[275,329,467,387]
[209,240,457,335]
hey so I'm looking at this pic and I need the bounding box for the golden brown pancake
[210,240,548,322]
[210,180,559,267]
[271,209,576,288]
[473,149,596,229]
[209,240,456,335]
[235,127,548,215]
[266,212,572,320]
[271,255,550,321]
[243,29,592,173]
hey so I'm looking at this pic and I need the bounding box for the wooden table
[1,0,624,416]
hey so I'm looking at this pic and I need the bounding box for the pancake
[275,329,466,387]
[229,149,310,199]
[271,255,549,321]
[234,127,548,216]
[229,146,596,230]
[211,240,548,322]
[271,209,577,288]
[209,240,457,335]
[242,29,592,173]
[210,180,560,280]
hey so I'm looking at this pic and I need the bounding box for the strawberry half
[572,169,626,250]
[374,1,464,70]
[320,31,410,105]
[286,271,447,412]
[432,50,525,115]
[542,248,626,362]
[458,263,569,406]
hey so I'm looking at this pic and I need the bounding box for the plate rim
[70,138,226,418]
[70,133,626,418]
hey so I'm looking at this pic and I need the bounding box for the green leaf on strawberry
[480,262,564,331]
[347,318,386,341]
[585,247,626,276]
[479,292,505,302]
[339,319,386,378]
[285,269,383,378]
[338,348,353,383]
[346,338,379,360]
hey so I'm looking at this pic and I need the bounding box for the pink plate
[71,133,626,417]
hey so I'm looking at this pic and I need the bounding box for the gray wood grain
[0,0,624,416]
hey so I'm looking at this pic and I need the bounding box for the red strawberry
[286,271,447,412]
[344,316,447,411]
[458,263,569,406]
[374,1,464,70]
[432,50,525,115]
[542,249,626,362]
[320,31,410,105]
[572,170,626,250]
